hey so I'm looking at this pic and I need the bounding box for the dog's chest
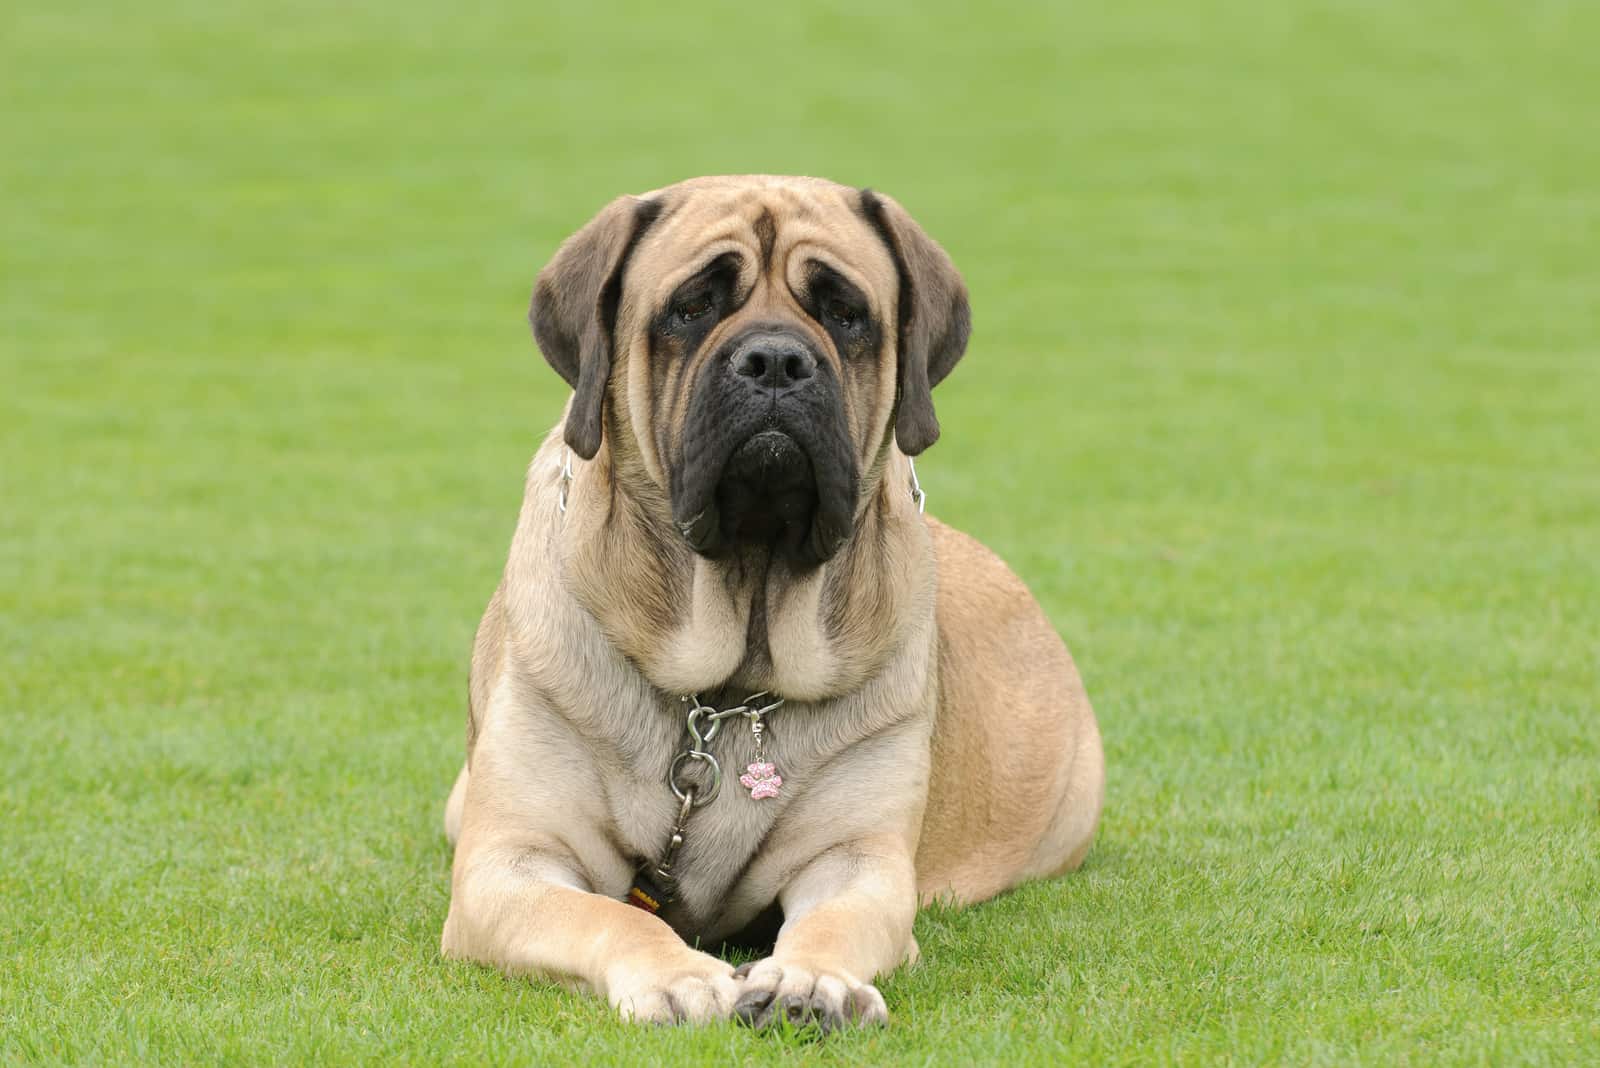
[603,708,811,941]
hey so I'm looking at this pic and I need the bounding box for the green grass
[4,1,1598,1063]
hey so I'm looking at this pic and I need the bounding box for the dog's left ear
[530,195,662,459]
[860,189,972,456]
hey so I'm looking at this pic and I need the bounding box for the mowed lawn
[4,1,1598,1063]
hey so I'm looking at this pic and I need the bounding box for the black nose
[731,331,817,390]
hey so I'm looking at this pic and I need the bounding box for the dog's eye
[823,298,857,328]
[673,295,714,323]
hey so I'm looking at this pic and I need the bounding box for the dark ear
[859,189,971,456]
[530,195,662,459]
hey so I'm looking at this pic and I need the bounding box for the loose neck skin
[553,417,933,704]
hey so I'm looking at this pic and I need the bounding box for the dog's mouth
[675,427,853,568]
[714,429,818,549]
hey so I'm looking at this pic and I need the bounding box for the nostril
[738,352,769,380]
[784,354,812,381]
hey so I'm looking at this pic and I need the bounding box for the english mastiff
[441,175,1103,1029]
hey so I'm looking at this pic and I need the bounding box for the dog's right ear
[530,196,662,459]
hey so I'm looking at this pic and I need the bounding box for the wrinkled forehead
[624,179,899,309]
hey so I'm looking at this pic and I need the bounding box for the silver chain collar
[668,692,783,808]
[556,450,575,514]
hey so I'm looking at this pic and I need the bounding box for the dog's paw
[731,958,889,1031]
[607,952,738,1025]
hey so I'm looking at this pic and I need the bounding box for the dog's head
[531,176,969,568]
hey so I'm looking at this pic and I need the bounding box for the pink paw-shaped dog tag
[739,761,782,800]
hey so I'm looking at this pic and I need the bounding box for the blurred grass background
[3,1,1597,1063]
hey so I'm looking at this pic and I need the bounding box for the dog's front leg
[442,843,737,1024]
[734,836,917,1030]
